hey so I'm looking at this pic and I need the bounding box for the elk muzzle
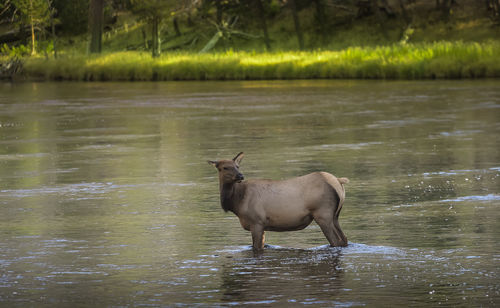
[235,173,244,182]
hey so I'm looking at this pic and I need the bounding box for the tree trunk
[51,16,57,58]
[47,0,57,58]
[89,0,104,53]
[492,0,500,19]
[255,0,271,51]
[371,0,388,39]
[289,0,304,50]
[187,11,194,27]
[152,16,161,58]
[142,28,148,49]
[440,0,451,20]
[398,0,410,24]
[313,0,327,40]
[379,0,393,15]
[216,0,223,24]
[371,0,382,20]
[29,0,36,55]
[173,17,181,37]
[30,16,36,55]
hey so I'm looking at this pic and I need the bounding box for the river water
[0,80,499,306]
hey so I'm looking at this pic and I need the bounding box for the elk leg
[251,226,265,252]
[314,215,347,247]
[333,217,348,246]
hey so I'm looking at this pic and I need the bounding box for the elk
[208,152,349,252]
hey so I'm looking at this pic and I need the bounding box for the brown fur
[208,152,348,252]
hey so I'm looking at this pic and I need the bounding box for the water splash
[440,194,500,202]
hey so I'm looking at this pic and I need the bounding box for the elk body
[208,152,349,252]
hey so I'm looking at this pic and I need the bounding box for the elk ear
[232,152,244,165]
[207,160,218,167]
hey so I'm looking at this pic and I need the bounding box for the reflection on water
[0,80,499,306]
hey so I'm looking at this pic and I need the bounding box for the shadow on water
[216,243,403,306]
[219,245,347,306]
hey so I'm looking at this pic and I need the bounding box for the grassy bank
[20,41,500,81]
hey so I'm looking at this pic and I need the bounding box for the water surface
[0,80,499,306]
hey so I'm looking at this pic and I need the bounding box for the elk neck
[219,181,246,214]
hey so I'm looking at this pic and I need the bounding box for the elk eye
[223,167,229,170]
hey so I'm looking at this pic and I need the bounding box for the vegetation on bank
[2,0,500,80]
[19,41,500,81]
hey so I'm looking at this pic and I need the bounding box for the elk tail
[334,177,349,218]
[338,177,349,185]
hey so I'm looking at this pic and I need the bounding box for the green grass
[20,41,500,81]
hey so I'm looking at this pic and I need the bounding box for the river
[0,80,499,306]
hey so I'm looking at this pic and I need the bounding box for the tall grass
[21,41,500,81]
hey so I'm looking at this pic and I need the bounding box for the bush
[1,44,30,58]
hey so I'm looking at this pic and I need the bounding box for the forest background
[1,0,499,81]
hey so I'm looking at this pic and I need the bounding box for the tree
[131,0,175,58]
[288,0,304,50]
[370,0,388,39]
[436,0,457,20]
[89,0,104,53]
[47,0,57,58]
[254,0,271,50]
[313,0,327,40]
[12,0,51,55]
[486,0,500,20]
[53,0,88,35]
[397,0,411,24]
[0,1,14,18]
[216,0,223,24]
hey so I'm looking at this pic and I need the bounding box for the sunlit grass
[21,41,500,81]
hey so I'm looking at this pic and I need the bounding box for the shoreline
[3,41,500,81]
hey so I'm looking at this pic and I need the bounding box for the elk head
[208,152,245,184]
